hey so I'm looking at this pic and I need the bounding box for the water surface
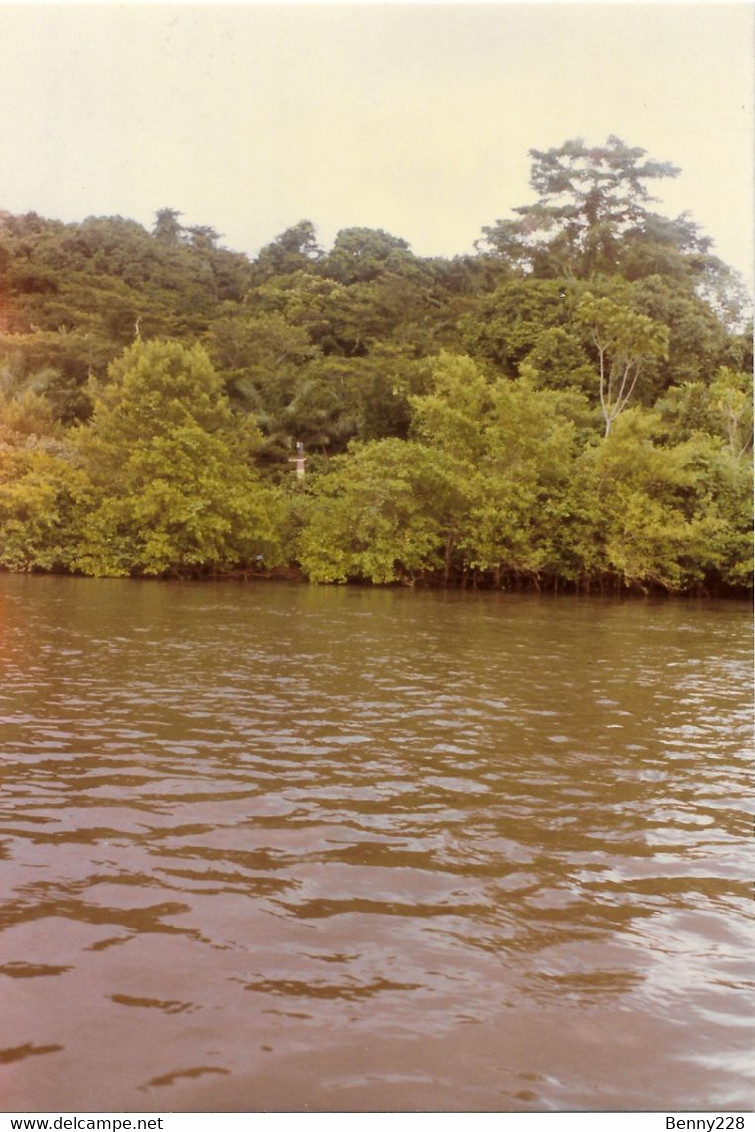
[0,577,752,1111]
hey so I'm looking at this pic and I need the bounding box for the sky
[0,2,752,287]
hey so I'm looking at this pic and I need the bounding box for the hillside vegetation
[0,138,751,593]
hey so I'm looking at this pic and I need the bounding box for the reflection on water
[0,577,752,1111]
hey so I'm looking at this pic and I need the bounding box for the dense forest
[0,137,751,593]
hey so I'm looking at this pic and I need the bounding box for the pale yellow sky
[0,3,751,286]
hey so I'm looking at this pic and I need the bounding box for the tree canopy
[0,138,751,594]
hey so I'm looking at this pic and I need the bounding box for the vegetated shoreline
[2,562,750,602]
[1,138,751,596]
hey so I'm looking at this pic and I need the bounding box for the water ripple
[0,578,752,1111]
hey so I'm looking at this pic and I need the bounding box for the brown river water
[0,576,752,1112]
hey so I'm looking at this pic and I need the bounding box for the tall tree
[576,293,668,435]
[152,207,184,245]
[75,339,282,576]
[478,136,682,279]
[251,221,322,282]
[320,227,415,285]
[462,377,583,587]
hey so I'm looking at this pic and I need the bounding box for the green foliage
[250,221,322,283]
[628,274,731,388]
[320,227,415,285]
[297,438,466,584]
[519,327,595,394]
[0,442,85,571]
[0,209,253,423]
[576,293,669,434]
[707,367,753,461]
[459,278,572,373]
[0,386,61,443]
[564,410,711,591]
[74,340,283,576]
[462,378,583,585]
[478,136,682,279]
[0,137,750,594]
[0,385,84,569]
[410,352,491,462]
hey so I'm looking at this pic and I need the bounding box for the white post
[288,441,308,479]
